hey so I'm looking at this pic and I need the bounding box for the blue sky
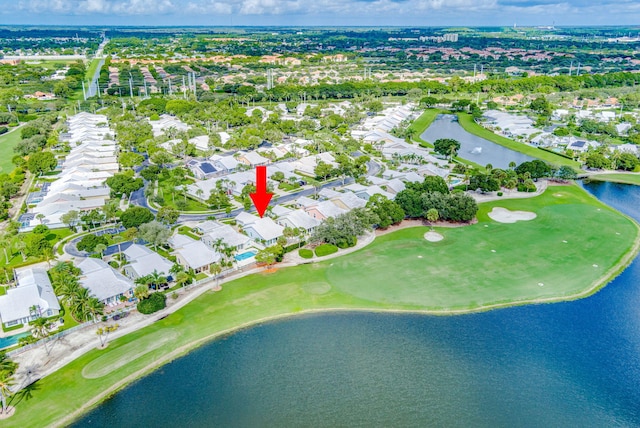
[1,0,639,26]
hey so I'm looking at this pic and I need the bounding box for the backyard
[0,127,22,174]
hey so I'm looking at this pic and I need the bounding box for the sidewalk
[9,262,269,391]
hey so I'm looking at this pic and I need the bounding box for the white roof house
[236,212,284,245]
[210,155,240,172]
[0,267,61,328]
[189,135,210,151]
[200,221,251,250]
[78,258,134,305]
[237,151,270,167]
[122,244,174,280]
[331,192,367,210]
[149,114,190,137]
[276,209,321,233]
[170,235,221,273]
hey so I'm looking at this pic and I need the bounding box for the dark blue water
[75,182,640,428]
[421,114,534,169]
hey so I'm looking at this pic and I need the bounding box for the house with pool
[236,212,284,246]
[169,234,222,274]
[197,221,251,252]
[0,267,61,328]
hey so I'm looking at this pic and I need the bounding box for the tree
[96,324,119,348]
[426,208,439,230]
[469,174,500,192]
[26,151,57,175]
[76,234,108,253]
[150,150,173,167]
[529,96,552,115]
[94,243,107,258]
[555,166,578,181]
[515,160,553,179]
[314,161,335,180]
[137,221,171,249]
[105,172,144,198]
[61,210,80,230]
[120,206,154,229]
[210,263,222,287]
[255,246,277,267]
[433,138,461,160]
[0,370,14,415]
[156,206,179,225]
[616,153,639,171]
[366,194,405,229]
[30,317,53,356]
[133,284,150,301]
[585,153,610,170]
[118,151,144,169]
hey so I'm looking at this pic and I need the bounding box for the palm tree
[175,271,190,288]
[94,243,107,258]
[133,284,150,301]
[86,297,104,322]
[0,370,14,415]
[36,213,45,224]
[210,263,222,288]
[147,270,167,290]
[0,234,10,264]
[426,208,439,230]
[14,241,26,262]
[70,287,92,322]
[31,317,53,355]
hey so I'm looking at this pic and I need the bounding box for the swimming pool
[235,250,257,261]
[0,332,29,350]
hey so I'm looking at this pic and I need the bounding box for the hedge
[298,249,313,259]
[137,292,166,314]
[315,244,339,257]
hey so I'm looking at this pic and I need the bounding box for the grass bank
[409,108,443,147]
[587,173,640,186]
[457,113,581,169]
[0,128,22,174]
[5,185,640,427]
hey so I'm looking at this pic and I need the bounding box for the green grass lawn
[409,108,443,147]
[5,184,640,428]
[315,243,338,257]
[457,113,581,169]
[156,178,210,212]
[588,173,640,186]
[0,128,22,174]
[0,229,73,269]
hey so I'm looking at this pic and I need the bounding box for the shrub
[76,234,109,252]
[315,244,338,257]
[497,191,503,197]
[137,292,166,314]
[0,126,8,135]
[299,249,313,259]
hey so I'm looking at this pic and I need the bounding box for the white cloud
[5,0,640,23]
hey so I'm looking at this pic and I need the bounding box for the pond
[421,114,535,169]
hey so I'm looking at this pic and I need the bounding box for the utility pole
[129,78,133,98]
[182,75,187,99]
[82,81,86,100]
[569,61,573,76]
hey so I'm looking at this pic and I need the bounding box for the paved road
[130,160,381,222]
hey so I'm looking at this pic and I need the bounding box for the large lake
[74,181,640,427]
[421,114,534,169]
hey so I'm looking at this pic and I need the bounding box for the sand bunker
[488,207,536,224]
[424,231,444,242]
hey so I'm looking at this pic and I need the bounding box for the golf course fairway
[5,184,640,428]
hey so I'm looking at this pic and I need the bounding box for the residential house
[122,244,174,280]
[198,221,251,251]
[236,151,270,167]
[77,258,134,305]
[276,209,321,234]
[170,235,221,273]
[236,212,284,246]
[0,267,61,328]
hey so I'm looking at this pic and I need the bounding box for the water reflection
[421,114,534,169]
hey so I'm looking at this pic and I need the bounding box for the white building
[0,267,61,328]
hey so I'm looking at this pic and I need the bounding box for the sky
[1,0,639,27]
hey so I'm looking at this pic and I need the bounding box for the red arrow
[249,165,273,218]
